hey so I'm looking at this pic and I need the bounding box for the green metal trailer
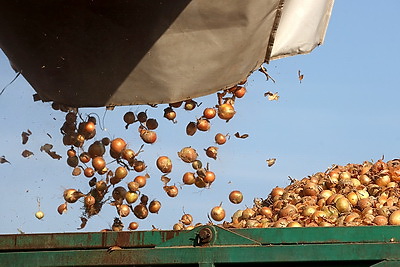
[1,225,400,266]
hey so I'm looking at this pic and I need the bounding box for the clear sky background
[1,1,400,234]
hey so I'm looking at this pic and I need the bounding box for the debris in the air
[298,70,304,83]
[0,155,11,164]
[77,217,88,230]
[258,66,276,83]
[266,158,276,167]
[264,91,279,101]
[21,130,32,144]
[22,150,34,158]
[234,132,249,139]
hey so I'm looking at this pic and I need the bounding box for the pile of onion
[222,159,400,228]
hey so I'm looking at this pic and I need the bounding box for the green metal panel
[1,225,400,266]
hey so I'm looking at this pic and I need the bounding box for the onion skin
[57,203,68,215]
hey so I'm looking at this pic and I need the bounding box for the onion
[271,187,284,198]
[302,206,317,217]
[335,197,351,213]
[63,189,84,203]
[191,160,203,170]
[57,203,67,215]
[114,166,128,180]
[259,207,273,218]
[211,205,226,221]
[196,118,211,131]
[229,190,243,204]
[177,147,198,163]
[140,194,149,205]
[65,112,77,124]
[278,204,297,218]
[128,222,139,230]
[133,204,149,219]
[245,219,259,228]
[119,204,130,217]
[217,103,235,121]
[357,198,372,210]
[339,171,351,180]
[146,118,159,130]
[164,185,178,197]
[303,182,318,196]
[79,152,91,164]
[375,174,391,187]
[287,221,302,227]
[169,101,183,108]
[67,156,79,168]
[182,172,196,185]
[127,181,139,192]
[125,191,139,204]
[163,107,176,121]
[215,133,227,145]
[233,86,247,98]
[205,146,218,160]
[194,177,207,188]
[241,208,255,219]
[347,191,359,206]
[203,171,215,184]
[140,129,157,144]
[88,141,105,158]
[203,108,216,120]
[110,138,127,154]
[156,156,172,173]
[173,223,185,230]
[72,167,82,176]
[181,214,193,225]
[184,99,197,111]
[84,167,95,178]
[373,215,388,226]
[96,180,107,191]
[121,149,135,162]
[318,190,333,200]
[92,156,106,171]
[98,138,109,147]
[389,210,400,225]
[35,211,44,220]
[149,200,162,213]
[123,111,136,125]
[84,195,96,207]
[112,186,127,201]
[67,148,76,158]
[137,111,148,123]
[133,160,147,172]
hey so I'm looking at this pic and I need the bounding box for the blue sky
[1,1,400,233]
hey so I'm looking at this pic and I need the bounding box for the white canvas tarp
[0,0,334,107]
